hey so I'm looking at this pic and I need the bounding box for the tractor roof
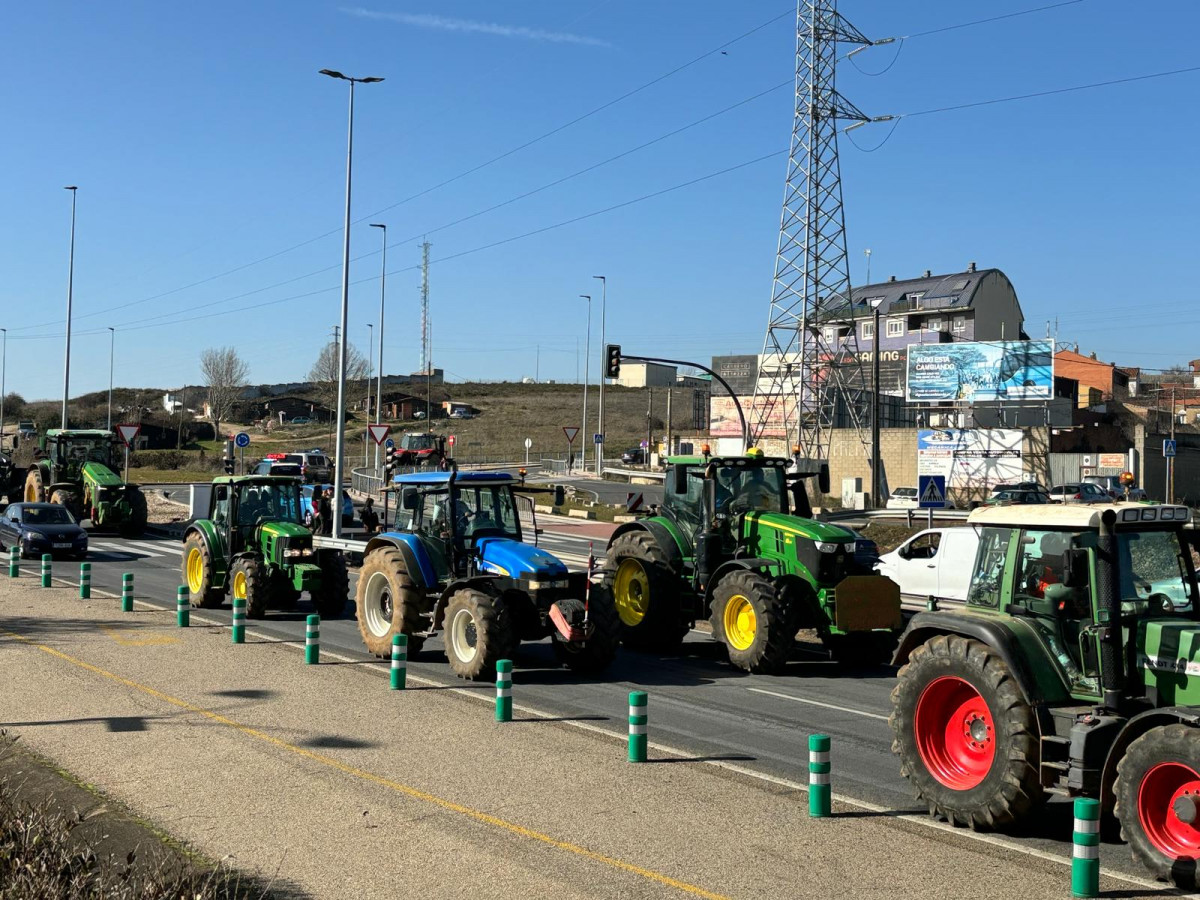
[212,475,301,485]
[968,503,1192,529]
[46,429,115,438]
[393,471,514,486]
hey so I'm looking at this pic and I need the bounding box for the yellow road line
[99,624,180,647]
[2,629,729,900]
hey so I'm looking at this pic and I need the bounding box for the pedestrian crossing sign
[918,475,947,508]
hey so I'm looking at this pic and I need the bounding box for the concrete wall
[1138,426,1200,505]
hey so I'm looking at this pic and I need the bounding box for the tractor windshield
[59,438,112,467]
[715,464,785,515]
[237,482,301,526]
[414,484,521,543]
[402,434,435,451]
[1072,530,1196,615]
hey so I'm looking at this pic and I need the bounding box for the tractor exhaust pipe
[1096,508,1123,711]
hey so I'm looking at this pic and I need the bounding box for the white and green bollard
[231,596,245,644]
[390,633,407,690]
[176,585,189,627]
[305,614,320,664]
[495,659,512,721]
[79,562,91,599]
[9,546,19,577]
[808,734,831,817]
[121,573,133,612]
[40,554,51,588]
[1071,797,1100,898]
[628,691,648,762]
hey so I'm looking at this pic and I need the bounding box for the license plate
[54,543,71,549]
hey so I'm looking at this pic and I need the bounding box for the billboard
[906,340,1054,403]
[710,395,786,439]
[917,429,1024,489]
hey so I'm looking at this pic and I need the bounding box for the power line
[908,0,1090,38]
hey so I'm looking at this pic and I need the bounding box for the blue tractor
[353,470,620,680]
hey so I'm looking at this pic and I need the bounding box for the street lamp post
[62,186,78,429]
[106,327,115,431]
[593,275,606,475]
[579,294,591,472]
[365,322,373,467]
[320,69,384,539]
[369,222,387,473]
[0,328,6,451]
[870,297,884,506]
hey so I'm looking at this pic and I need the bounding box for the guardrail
[351,467,384,496]
[820,507,970,524]
[601,466,666,482]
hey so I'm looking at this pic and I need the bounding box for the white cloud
[340,8,611,48]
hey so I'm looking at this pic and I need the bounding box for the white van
[874,526,981,604]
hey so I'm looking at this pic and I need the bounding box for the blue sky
[3,1,1198,400]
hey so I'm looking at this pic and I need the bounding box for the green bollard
[121,573,133,612]
[808,734,831,818]
[9,546,20,578]
[628,691,648,762]
[40,554,51,588]
[176,585,189,627]
[79,562,91,599]
[390,633,407,690]
[305,614,320,664]
[1071,797,1100,898]
[231,596,245,644]
[495,659,512,722]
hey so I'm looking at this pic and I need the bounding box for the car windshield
[715,464,785,514]
[22,506,74,525]
[237,482,301,525]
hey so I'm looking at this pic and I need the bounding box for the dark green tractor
[25,429,146,536]
[181,475,347,618]
[601,450,901,673]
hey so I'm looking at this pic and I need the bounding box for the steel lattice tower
[751,0,873,459]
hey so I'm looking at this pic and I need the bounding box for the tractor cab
[41,430,117,483]
[210,475,306,555]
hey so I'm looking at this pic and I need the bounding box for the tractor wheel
[825,630,899,668]
[709,570,792,675]
[49,489,81,520]
[443,588,514,681]
[355,547,426,658]
[24,468,46,503]
[314,552,349,619]
[889,633,1043,829]
[119,490,148,538]
[229,556,269,619]
[1115,723,1200,889]
[182,533,224,608]
[603,530,687,652]
[550,587,621,675]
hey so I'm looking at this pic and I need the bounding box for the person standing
[318,487,334,536]
[360,497,380,534]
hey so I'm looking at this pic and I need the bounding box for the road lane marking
[99,624,180,647]
[746,687,889,721]
[90,541,169,559]
[2,630,730,900]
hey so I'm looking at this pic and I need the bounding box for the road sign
[594,433,603,444]
[524,438,533,450]
[1164,439,1177,458]
[639,439,648,449]
[448,434,456,447]
[116,424,140,447]
[563,426,580,444]
[234,431,251,449]
[368,424,391,445]
[384,437,395,450]
[918,475,947,508]
[626,492,644,513]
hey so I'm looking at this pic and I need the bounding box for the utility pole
[370,223,387,472]
[1170,386,1177,503]
[421,241,432,422]
[535,345,540,383]
[646,388,653,470]
[593,274,606,475]
[666,387,673,457]
[871,300,882,506]
[0,328,5,451]
[365,322,373,468]
[106,327,115,431]
[579,294,591,472]
[62,186,78,429]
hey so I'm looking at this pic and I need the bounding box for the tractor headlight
[283,549,315,558]
[814,541,840,554]
[527,578,569,591]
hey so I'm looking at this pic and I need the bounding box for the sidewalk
[0,576,1162,900]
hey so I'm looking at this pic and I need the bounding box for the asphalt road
[23,530,1167,891]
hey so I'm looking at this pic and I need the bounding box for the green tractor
[601,450,901,673]
[25,429,147,536]
[890,503,1200,887]
[181,475,348,618]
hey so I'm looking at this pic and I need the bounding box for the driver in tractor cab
[738,466,776,512]
[240,488,263,526]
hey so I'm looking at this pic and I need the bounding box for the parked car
[886,486,954,510]
[1083,475,1148,501]
[281,452,332,483]
[1048,482,1111,504]
[288,416,312,425]
[250,459,303,477]
[448,408,474,419]
[982,488,1050,506]
[0,502,88,559]
[875,526,981,605]
[17,421,36,438]
[989,481,1044,497]
[300,484,354,527]
[621,448,646,465]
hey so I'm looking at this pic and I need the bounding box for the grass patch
[128,469,217,484]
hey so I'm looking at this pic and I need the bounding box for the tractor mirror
[401,487,419,511]
[818,463,831,496]
[553,485,566,506]
[672,465,688,495]
[1063,549,1090,588]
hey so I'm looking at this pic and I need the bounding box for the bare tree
[308,341,370,417]
[200,347,250,438]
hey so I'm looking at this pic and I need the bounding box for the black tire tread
[709,570,792,674]
[443,588,513,681]
[602,529,687,652]
[553,585,621,675]
[231,556,269,619]
[24,468,46,503]
[314,551,349,619]
[182,533,224,608]
[120,489,148,537]
[355,547,426,658]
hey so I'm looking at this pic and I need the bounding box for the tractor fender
[703,558,782,605]
[608,519,685,575]
[1099,707,1200,813]
[432,576,503,632]
[364,533,438,591]
[183,521,228,587]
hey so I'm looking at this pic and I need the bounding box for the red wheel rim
[914,675,995,790]
[1138,762,1200,860]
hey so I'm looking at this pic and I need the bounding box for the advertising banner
[906,340,1054,402]
[710,395,787,439]
[917,429,1024,489]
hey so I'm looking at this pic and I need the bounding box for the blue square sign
[1164,439,1177,458]
[918,475,947,508]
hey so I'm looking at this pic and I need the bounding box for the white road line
[746,687,889,721]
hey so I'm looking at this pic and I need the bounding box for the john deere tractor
[181,475,348,618]
[890,502,1200,887]
[354,470,620,680]
[25,429,146,536]
[601,450,901,674]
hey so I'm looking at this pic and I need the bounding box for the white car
[887,486,954,510]
[875,527,982,604]
[1048,483,1111,504]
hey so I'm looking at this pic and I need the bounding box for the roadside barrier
[231,596,245,643]
[808,734,831,817]
[1071,797,1100,898]
[8,546,17,578]
[495,659,512,722]
[628,691,648,762]
[176,586,189,627]
[40,554,51,588]
[121,573,133,612]
[305,614,320,664]
[79,562,91,599]
[390,634,407,690]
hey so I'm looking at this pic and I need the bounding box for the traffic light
[384,449,399,478]
[605,344,621,380]
[223,457,235,475]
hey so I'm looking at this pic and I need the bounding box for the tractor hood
[81,461,125,487]
[475,537,568,578]
[747,511,854,543]
[259,520,311,540]
[1139,619,1200,705]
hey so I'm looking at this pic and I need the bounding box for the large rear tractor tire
[826,630,899,668]
[889,634,1043,829]
[183,533,224,608]
[550,587,621,675]
[355,547,426,658]
[229,556,269,619]
[24,468,46,503]
[1115,723,1200,889]
[709,570,792,674]
[314,552,349,619]
[603,530,687,652]
[443,588,514,681]
[49,489,81,520]
[119,490,148,538]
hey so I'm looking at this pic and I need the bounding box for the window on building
[861,320,874,339]
[907,291,925,309]
[952,316,967,333]
[927,318,944,331]
[886,319,903,338]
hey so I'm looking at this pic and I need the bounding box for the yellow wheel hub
[232,571,247,601]
[613,559,651,627]
[186,548,204,594]
[723,594,757,651]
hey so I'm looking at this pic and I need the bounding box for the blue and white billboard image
[906,340,1054,403]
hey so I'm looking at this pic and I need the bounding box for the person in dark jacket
[360,497,380,534]
[309,486,324,532]
[318,488,334,535]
